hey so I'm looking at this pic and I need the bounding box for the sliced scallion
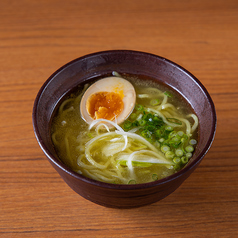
[181,156,189,164]
[135,104,143,111]
[175,149,183,157]
[130,113,137,120]
[165,126,173,131]
[141,130,152,139]
[189,139,197,145]
[164,91,173,97]
[173,157,181,164]
[165,151,175,159]
[161,145,170,153]
[128,180,137,185]
[150,99,160,106]
[159,138,165,143]
[185,145,194,153]
[177,131,184,137]
[152,174,158,181]
[186,152,192,159]
[123,121,133,130]
[139,119,146,126]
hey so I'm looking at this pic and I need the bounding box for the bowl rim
[32,49,217,190]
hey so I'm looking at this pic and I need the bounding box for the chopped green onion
[87,133,94,138]
[170,142,181,148]
[165,151,175,159]
[152,174,158,181]
[150,99,160,106]
[183,134,189,140]
[186,152,192,159]
[171,135,181,143]
[132,161,152,167]
[119,161,152,168]
[155,130,163,138]
[164,91,173,97]
[123,121,133,130]
[185,145,194,153]
[130,113,137,120]
[177,131,184,137]
[167,118,183,125]
[173,164,180,171]
[168,131,177,139]
[189,139,197,145]
[153,116,161,122]
[175,149,183,157]
[169,135,181,148]
[159,138,165,143]
[154,141,160,149]
[181,156,189,164]
[139,119,146,126]
[141,130,152,139]
[165,126,173,131]
[128,180,137,184]
[135,104,143,111]
[173,157,181,164]
[161,145,170,153]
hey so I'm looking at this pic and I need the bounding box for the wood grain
[0,0,237,237]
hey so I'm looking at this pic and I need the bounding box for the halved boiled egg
[80,76,136,125]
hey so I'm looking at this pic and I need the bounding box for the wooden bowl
[32,50,216,208]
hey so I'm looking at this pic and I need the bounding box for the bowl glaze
[32,50,216,208]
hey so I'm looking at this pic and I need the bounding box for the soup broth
[51,74,199,184]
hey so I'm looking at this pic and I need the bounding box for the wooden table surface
[1,0,237,237]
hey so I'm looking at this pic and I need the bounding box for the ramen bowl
[32,50,216,208]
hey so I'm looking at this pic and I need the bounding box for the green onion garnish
[150,99,160,106]
[135,104,144,111]
[181,156,189,164]
[128,180,137,185]
[123,121,133,130]
[164,91,173,97]
[161,145,170,153]
[175,149,183,157]
[185,145,194,153]
[189,139,197,145]
[173,157,181,164]
[139,119,146,126]
[152,174,158,181]
[165,151,175,159]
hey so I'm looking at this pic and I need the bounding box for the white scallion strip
[137,94,150,98]
[89,119,128,151]
[115,131,160,153]
[128,127,141,133]
[117,150,172,164]
[85,132,117,169]
[136,113,143,121]
[102,142,125,157]
[127,151,137,177]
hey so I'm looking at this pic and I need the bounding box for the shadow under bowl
[32,50,216,208]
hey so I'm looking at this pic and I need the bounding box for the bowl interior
[33,50,216,187]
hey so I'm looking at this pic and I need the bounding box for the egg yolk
[87,92,124,120]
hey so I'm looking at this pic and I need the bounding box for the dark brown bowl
[32,50,216,208]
